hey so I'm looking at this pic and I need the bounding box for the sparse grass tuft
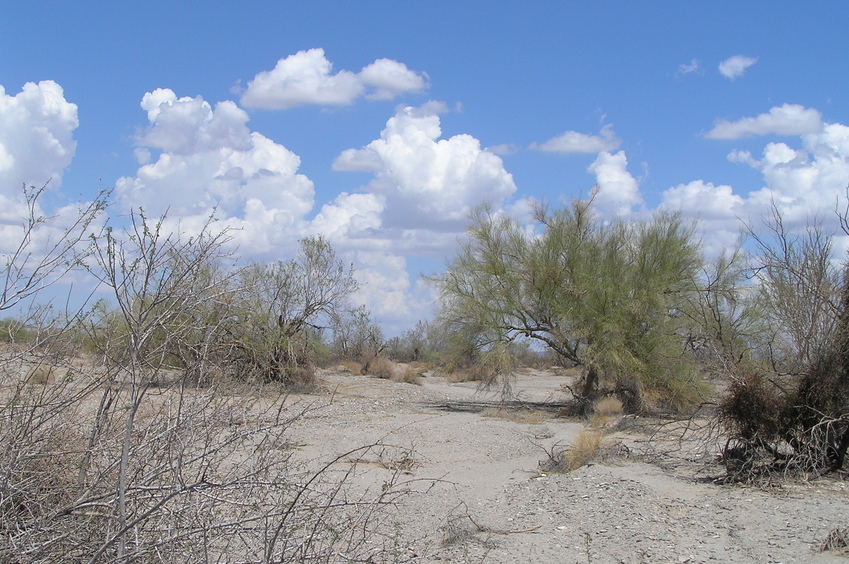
[594,396,624,416]
[365,355,394,379]
[566,430,603,471]
[392,365,423,385]
[338,360,362,374]
[540,430,605,473]
[590,396,624,428]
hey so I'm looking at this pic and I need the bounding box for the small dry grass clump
[338,360,362,374]
[26,364,55,385]
[540,428,631,473]
[443,368,477,383]
[590,396,624,428]
[408,361,434,374]
[392,365,423,386]
[364,355,394,379]
[565,430,603,471]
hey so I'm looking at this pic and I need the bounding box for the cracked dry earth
[282,368,849,563]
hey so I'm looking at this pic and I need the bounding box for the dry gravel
[279,367,849,563]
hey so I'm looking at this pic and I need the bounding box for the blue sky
[2,2,849,332]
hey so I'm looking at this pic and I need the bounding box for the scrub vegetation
[3,183,849,560]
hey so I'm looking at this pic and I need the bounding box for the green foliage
[0,317,35,344]
[432,199,704,412]
[226,235,358,387]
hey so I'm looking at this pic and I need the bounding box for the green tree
[432,199,703,412]
[228,235,358,386]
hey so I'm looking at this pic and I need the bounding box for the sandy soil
[279,367,849,563]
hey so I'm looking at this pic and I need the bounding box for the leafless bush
[710,202,849,481]
[1,198,409,562]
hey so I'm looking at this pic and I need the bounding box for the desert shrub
[0,318,35,344]
[224,236,358,388]
[392,365,424,385]
[713,205,849,480]
[0,199,406,562]
[329,305,384,362]
[431,199,703,413]
[337,359,363,374]
[363,354,394,379]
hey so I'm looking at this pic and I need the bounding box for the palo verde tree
[432,199,704,412]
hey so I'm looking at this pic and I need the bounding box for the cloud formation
[662,118,849,256]
[533,124,621,154]
[706,104,823,139]
[116,89,315,256]
[333,102,517,231]
[718,55,758,79]
[587,151,642,216]
[241,49,428,109]
[0,81,78,191]
[677,58,701,75]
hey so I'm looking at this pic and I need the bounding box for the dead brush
[820,527,849,554]
[337,360,362,374]
[481,406,549,425]
[590,396,624,428]
[363,355,394,379]
[392,365,423,385]
[408,360,435,374]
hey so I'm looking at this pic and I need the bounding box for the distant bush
[363,354,394,379]
[392,365,424,385]
[0,318,35,344]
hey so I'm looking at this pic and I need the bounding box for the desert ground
[277,366,849,563]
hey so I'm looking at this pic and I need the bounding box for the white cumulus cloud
[116,89,315,257]
[718,55,758,79]
[587,151,642,216]
[332,102,517,231]
[309,192,386,243]
[664,116,849,256]
[241,48,427,110]
[706,104,823,139]
[533,124,621,154]
[0,80,78,191]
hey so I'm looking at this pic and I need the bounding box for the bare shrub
[365,355,394,379]
[0,201,408,562]
[711,204,849,481]
[390,365,422,385]
[226,236,358,388]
